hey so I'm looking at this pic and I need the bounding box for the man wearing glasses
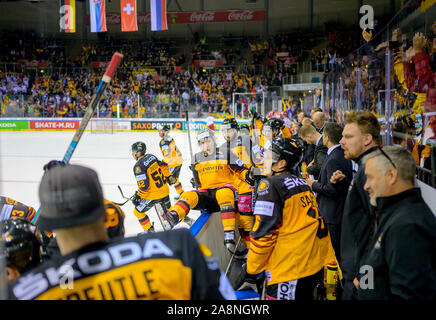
[358,146,436,299]
[330,111,381,300]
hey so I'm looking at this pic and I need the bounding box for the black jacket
[311,146,353,225]
[306,137,327,179]
[357,188,436,300]
[340,146,378,281]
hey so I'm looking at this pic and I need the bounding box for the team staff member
[39,160,127,259]
[0,197,36,222]
[242,138,336,300]
[7,165,235,300]
[131,142,176,233]
[358,147,436,300]
[298,124,328,179]
[0,219,43,284]
[166,129,255,254]
[158,125,185,199]
[330,111,380,300]
[307,123,353,262]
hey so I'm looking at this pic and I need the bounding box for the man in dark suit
[299,124,327,179]
[312,111,326,134]
[307,123,353,262]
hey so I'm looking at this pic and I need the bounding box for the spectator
[307,123,353,262]
[358,146,436,300]
[330,111,380,300]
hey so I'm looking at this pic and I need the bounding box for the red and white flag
[121,0,138,32]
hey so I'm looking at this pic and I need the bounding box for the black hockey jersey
[8,229,235,300]
[0,196,36,223]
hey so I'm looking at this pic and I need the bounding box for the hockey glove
[190,178,198,189]
[132,192,141,207]
[245,166,262,186]
[238,268,265,294]
[167,175,177,185]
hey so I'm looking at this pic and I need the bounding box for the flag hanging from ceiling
[150,0,168,31]
[59,0,76,33]
[89,0,107,32]
[121,0,138,32]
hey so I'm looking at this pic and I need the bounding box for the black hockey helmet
[267,118,284,132]
[221,118,239,131]
[161,124,171,131]
[0,219,42,273]
[43,160,65,172]
[239,124,250,131]
[271,137,303,173]
[131,141,146,155]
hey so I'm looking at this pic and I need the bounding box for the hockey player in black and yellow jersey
[241,137,337,300]
[166,129,256,254]
[220,118,262,249]
[7,164,235,300]
[158,125,185,198]
[0,196,36,223]
[131,142,176,232]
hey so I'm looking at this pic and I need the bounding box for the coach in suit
[307,123,353,262]
[299,124,328,179]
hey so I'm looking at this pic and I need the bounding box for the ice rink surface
[0,130,224,236]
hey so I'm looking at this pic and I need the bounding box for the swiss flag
[121,0,137,32]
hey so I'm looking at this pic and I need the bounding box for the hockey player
[7,164,235,300]
[158,125,185,199]
[0,196,36,222]
[131,141,176,232]
[166,129,256,253]
[0,219,43,284]
[220,118,261,250]
[241,137,336,300]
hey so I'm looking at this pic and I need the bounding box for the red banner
[17,59,48,67]
[193,60,223,68]
[29,121,80,130]
[87,10,266,26]
[92,61,110,69]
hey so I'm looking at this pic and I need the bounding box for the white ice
[0,130,226,236]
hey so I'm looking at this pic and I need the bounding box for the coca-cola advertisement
[87,10,266,26]
[193,60,223,68]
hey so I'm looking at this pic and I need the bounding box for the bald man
[312,111,326,134]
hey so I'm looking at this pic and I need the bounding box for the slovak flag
[89,0,107,32]
[121,0,138,32]
[150,0,168,31]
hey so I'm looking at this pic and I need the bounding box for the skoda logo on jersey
[257,180,269,196]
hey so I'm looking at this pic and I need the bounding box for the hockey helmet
[197,128,215,143]
[43,160,66,172]
[271,137,303,172]
[221,118,239,131]
[0,219,42,273]
[131,141,147,155]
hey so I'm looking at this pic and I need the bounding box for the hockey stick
[225,236,242,277]
[114,185,135,206]
[32,52,123,225]
[118,185,172,231]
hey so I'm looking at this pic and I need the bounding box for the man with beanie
[7,164,235,300]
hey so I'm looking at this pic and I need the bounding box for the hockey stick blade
[154,202,173,231]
